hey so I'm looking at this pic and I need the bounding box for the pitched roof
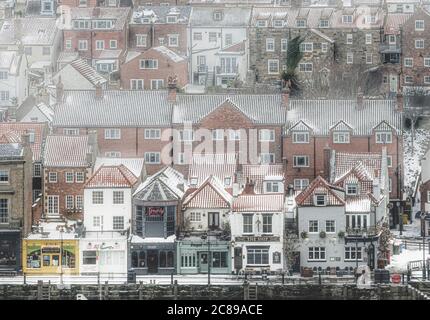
[241,164,284,194]
[233,194,285,212]
[295,175,345,206]
[0,122,45,161]
[68,7,130,30]
[384,13,412,34]
[190,7,252,27]
[68,59,107,86]
[173,95,287,124]
[130,5,191,24]
[183,175,232,209]
[43,135,91,167]
[0,18,59,46]
[52,90,172,127]
[0,143,24,159]
[85,165,138,188]
[153,46,186,62]
[219,41,246,53]
[286,99,402,135]
[333,151,382,182]
[94,157,145,178]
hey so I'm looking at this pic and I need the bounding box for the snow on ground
[386,248,426,273]
[392,215,422,238]
[403,128,430,188]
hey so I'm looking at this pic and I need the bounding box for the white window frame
[292,132,309,143]
[130,79,144,90]
[140,59,158,70]
[228,129,241,141]
[109,39,117,49]
[65,195,74,209]
[95,40,105,50]
[405,76,413,84]
[346,34,353,45]
[266,38,275,52]
[404,58,413,67]
[65,172,74,183]
[415,39,425,49]
[346,183,358,195]
[48,172,57,183]
[366,53,373,64]
[325,220,336,233]
[104,128,121,140]
[365,33,372,45]
[190,212,201,222]
[347,52,353,64]
[92,191,104,204]
[308,220,319,233]
[314,194,327,206]
[145,152,161,164]
[259,129,275,142]
[136,34,147,47]
[63,128,79,135]
[150,79,164,90]
[298,63,313,72]
[376,132,393,144]
[113,190,124,204]
[293,155,309,167]
[333,132,350,144]
[321,42,328,53]
[268,59,279,74]
[212,129,224,141]
[345,246,363,261]
[281,39,288,52]
[75,172,85,183]
[144,129,161,139]
[78,40,88,51]
[300,42,313,52]
[47,195,59,214]
[424,58,430,67]
[294,178,309,190]
[168,34,179,47]
[260,153,275,164]
[415,20,424,31]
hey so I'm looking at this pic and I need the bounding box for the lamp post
[208,231,211,285]
[396,201,402,236]
[59,226,64,285]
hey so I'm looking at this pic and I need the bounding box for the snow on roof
[0,143,24,158]
[183,175,232,209]
[69,58,107,86]
[94,157,145,178]
[153,46,185,63]
[36,103,54,122]
[295,175,345,206]
[85,165,138,188]
[0,18,59,46]
[0,51,16,70]
[27,221,79,240]
[241,164,284,194]
[129,234,176,243]
[233,194,285,212]
[68,7,130,31]
[188,153,237,187]
[345,196,372,212]
[43,135,91,167]
[190,7,252,27]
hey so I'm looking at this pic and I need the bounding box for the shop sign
[235,236,280,242]
[146,207,164,216]
[41,247,61,254]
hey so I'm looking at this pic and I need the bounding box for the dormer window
[376,132,392,144]
[190,177,198,186]
[319,19,329,28]
[256,20,267,27]
[224,177,232,187]
[296,19,306,28]
[167,15,177,23]
[342,15,353,24]
[346,183,358,195]
[314,194,326,206]
[264,181,281,193]
[213,11,223,21]
[93,20,113,29]
[273,20,284,28]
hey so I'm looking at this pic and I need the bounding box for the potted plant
[300,231,308,239]
[319,231,326,239]
[338,230,345,238]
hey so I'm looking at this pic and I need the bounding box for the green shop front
[176,237,231,275]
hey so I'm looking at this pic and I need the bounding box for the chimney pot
[95,82,103,99]
[56,76,64,103]
[167,75,177,103]
[356,89,364,110]
[396,91,403,111]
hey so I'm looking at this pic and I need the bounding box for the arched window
[167,251,174,267]
[131,251,138,268]
[139,251,146,267]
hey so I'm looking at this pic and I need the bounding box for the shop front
[0,231,21,272]
[23,239,79,275]
[80,237,128,276]
[129,236,176,275]
[176,237,231,275]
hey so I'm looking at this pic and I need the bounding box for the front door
[389,74,398,93]
[367,244,375,270]
[292,252,301,273]
[208,212,220,230]
[147,250,158,274]
[199,252,208,273]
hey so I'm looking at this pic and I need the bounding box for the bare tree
[283,228,300,275]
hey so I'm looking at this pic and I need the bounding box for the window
[309,220,318,233]
[0,170,9,183]
[321,42,328,53]
[177,153,185,165]
[0,71,7,80]
[130,79,144,90]
[346,183,358,195]
[113,216,124,230]
[209,32,217,42]
[63,128,79,135]
[265,181,280,193]
[425,76,430,84]
[95,40,104,50]
[113,191,124,204]
[293,155,309,167]
[145,152,160,164]
[281,39,288,52]
[266,38,275,52]
[347,52,353,64]
[389,178,392,192]
[225,33,233,46]
[42,47,50,56]
[247,247,269,265]
[404,58,413,67]
[213,11,223,21]
[24,47,32,55]
[256,19,268,27]
[376,132,392,144]
[0,91,9,101]
[296,19,306,28]
[404,76,413,84]
[346,34,353,45]
[65,172,74,183]
[342,15,353,24]
[66,195,74,209]
[299,63,313,72]
[83,251,97,265]
[294,179,309,190]
[415,20,424,31]
[168,34,179,47]
[308,247,326,261]
[78,40,88,51]
[415,39,425,49]
[387,155,393,167]
[212,129,224,141]
[140,59,158,69]
[268,59,279,74]
[105,151,121,158]
[224,177,232,186]
[92,191,103,204]
[346,214,369,230]
[366,53,373,64]
[273,19,284,28]
[110,40,117,49]
[300,42,313,52]
[76,195,83,209]
[326,220,335,233]
[47,196,59,214]
[228,130,241,141]
[333,132,350,143]
[181,253,196,267]
[190,212,201,222]
[136,34,147,47]
[319,19,329,28]
[93,20,113,29]
[365,33,372,45]
[193,32,202,40]
[293,132,309,143]
[0,199,8,223]
[75,172,84,183]
[190,177,198,186]
[179,129,194,142]
[79,0,87,6]
[48,172,57,183]
[105,129,121,139]
[145,129,161,139]
[388,35,396,44]
[315,195,326,206]
[262,215,272,234]
[150,79,164,90]
[260,153,275,164]
[259,129,275,141]
[243,215,253,234]
[345,247,362,261]
[158,38,165,45]
[212,252,228,268]
[33,163,41,177]
[167,15,177,23]
[73,20,90,29]
[425,58,430,67]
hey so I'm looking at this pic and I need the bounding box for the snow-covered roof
[68,58,107,86]
[183,175,232,209]
[0,18,59,46]
[85,165,138,188]
[233,194,285,212]
[94,157,145,178]
[241,164,284,194]
[0,51,21,74]
[129,234,176,243]
[43,135,91,167]
[27,221,79,240]
[153,46,185,63]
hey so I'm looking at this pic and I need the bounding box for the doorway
[389,74,398,93]
[199,252,208,273]
[147,250,158,274]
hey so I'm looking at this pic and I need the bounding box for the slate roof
[0,143,24,159]
[131,6,191,24]
[233,194,285,212]
[0,18,59,46]
[52,90,172,127]
[173,95,287,124]
[68,59,108,86]
[68,7,130,31]
[384,13,412,34]
[286,99,402,135]
[190,7,252,27]
[85,165,138,188]
[43,135,91,167]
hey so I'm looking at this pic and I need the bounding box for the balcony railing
[345,226,379,237]
[197,65,208,73]
[380,44,401,54]
[216,65,239,75]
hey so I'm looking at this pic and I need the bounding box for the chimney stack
[282,79,290,109]
[396,91,403,111]
[356,88,364,110]
[243,178,255,195]
[95,82,103,99]
[323,146,331,181]
[56,76,64,103]
[167,75,178,103]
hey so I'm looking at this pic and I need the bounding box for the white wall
[0,53,28,107]
[84,187,132,232]
[183,208,230,231]
[52,64,95,90]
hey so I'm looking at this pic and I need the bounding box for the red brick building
[129,5,191,56]
[120,46,188,90]
[42,134,97,221]
[62,7,131,76]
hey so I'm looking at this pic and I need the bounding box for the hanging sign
[146,207,164,216]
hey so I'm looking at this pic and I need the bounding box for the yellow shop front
[22,239,79,275]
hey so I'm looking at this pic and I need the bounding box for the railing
[197,65,208,73]
[345,226,379,237]
[216,65,239,75]
[380,44,401,53]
